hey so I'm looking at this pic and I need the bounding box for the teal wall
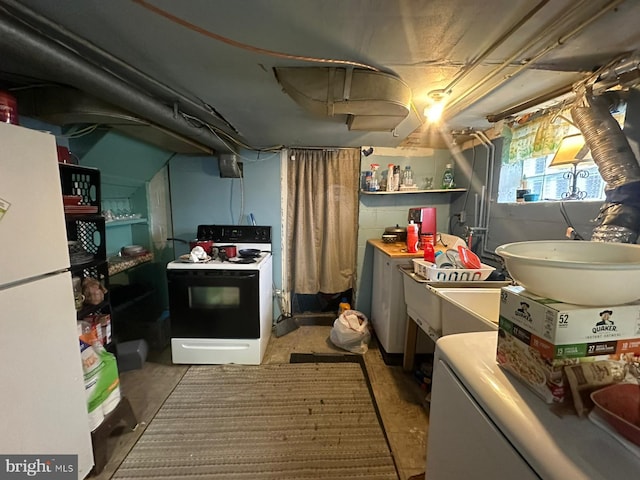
[168,150,283,300]
[355,147,458,316]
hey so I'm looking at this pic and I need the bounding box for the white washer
[426,331,640,479]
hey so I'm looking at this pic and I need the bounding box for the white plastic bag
[329,309,371,354]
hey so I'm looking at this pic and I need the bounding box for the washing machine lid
[435,332,640,479]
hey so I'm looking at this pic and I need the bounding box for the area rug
[112,361,399,480]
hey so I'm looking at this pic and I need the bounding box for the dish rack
[413,258,495,282]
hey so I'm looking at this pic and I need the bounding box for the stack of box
[497,285,640,404]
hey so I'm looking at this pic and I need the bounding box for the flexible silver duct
[571,94,640,243]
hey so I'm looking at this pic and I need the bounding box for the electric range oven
[167,225,273,365]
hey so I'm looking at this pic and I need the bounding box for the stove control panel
[197,224,272,243]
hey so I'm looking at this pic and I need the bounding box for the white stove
[167,225,273,365]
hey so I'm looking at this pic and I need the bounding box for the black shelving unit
[60,163,138,475]
[60,163,113,348]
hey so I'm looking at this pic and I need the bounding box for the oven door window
[168,269,261,339]
[189,285,240,309]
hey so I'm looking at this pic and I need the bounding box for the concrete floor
[88,326,430,480]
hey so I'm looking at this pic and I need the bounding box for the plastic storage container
[412,258,495,281]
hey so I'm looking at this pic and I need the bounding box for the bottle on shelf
[402,165,414,187]
[406,220,419,253]
[393,165,401,191]
[370,163,380,191]
[442,163,456,189]
[386,163,395,192]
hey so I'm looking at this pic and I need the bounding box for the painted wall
[355,146,458,316]
[168,149,283,307]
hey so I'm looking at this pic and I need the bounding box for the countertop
[368,238,447,258]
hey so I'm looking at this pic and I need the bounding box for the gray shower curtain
[286,148,360,294]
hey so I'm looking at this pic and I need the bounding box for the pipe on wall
[0,14,235,153]
[471,131,498,260]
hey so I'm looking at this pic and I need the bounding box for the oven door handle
[203,271,258,280]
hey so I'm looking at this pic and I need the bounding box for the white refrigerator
[0,122,94,478]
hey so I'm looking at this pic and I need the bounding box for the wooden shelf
[108,252,154,276]
[360,188,466,195]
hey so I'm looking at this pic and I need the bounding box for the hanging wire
[559,201,585,240]
[132,0,381,72]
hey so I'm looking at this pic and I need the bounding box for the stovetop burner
[229,258,256,264]
[168,225,272,271]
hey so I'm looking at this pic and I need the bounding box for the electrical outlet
[459,211,466,223]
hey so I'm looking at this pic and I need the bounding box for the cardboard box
[497,286,640,403]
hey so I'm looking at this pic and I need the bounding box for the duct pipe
[571,94,640,243]
[0,0,236,136]
[0,15,235,153]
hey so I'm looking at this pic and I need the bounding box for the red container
[0,90,18,125]
[590,383,640,446]
[406,222,419,254]
[189,240,215,255]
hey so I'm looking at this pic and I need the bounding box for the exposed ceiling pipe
[487,50,640,122]
[0,14,235,153]
[446,0,622,120]
[441,0,551,95]
[0,0,237,136]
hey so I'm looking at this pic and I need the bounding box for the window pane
[497,103,625,203]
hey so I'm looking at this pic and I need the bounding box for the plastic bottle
[370,163,380,191]
[406,220,419,253]
[402,165,414,186]
[338,298,351,315]
[386,163,395,191]
[393,165,401,191]
[442,163,455,189]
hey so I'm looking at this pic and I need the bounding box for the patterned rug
[112,361,398,479]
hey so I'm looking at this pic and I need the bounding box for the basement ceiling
[1,0,640,153]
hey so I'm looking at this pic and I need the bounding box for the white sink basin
[435,288,501,335]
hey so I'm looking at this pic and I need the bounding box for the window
[497,104,626,203]
[497,155,606,203]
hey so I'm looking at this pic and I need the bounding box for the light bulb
[424,90,448,123]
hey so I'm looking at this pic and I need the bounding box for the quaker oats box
[496,285,640,404]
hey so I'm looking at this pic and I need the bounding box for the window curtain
[504,110,572,164]
[286,148,360,294]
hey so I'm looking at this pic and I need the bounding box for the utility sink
[435,288,501,335]
[400,266,507,339]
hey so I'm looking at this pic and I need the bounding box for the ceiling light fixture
[424,89,448,123]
